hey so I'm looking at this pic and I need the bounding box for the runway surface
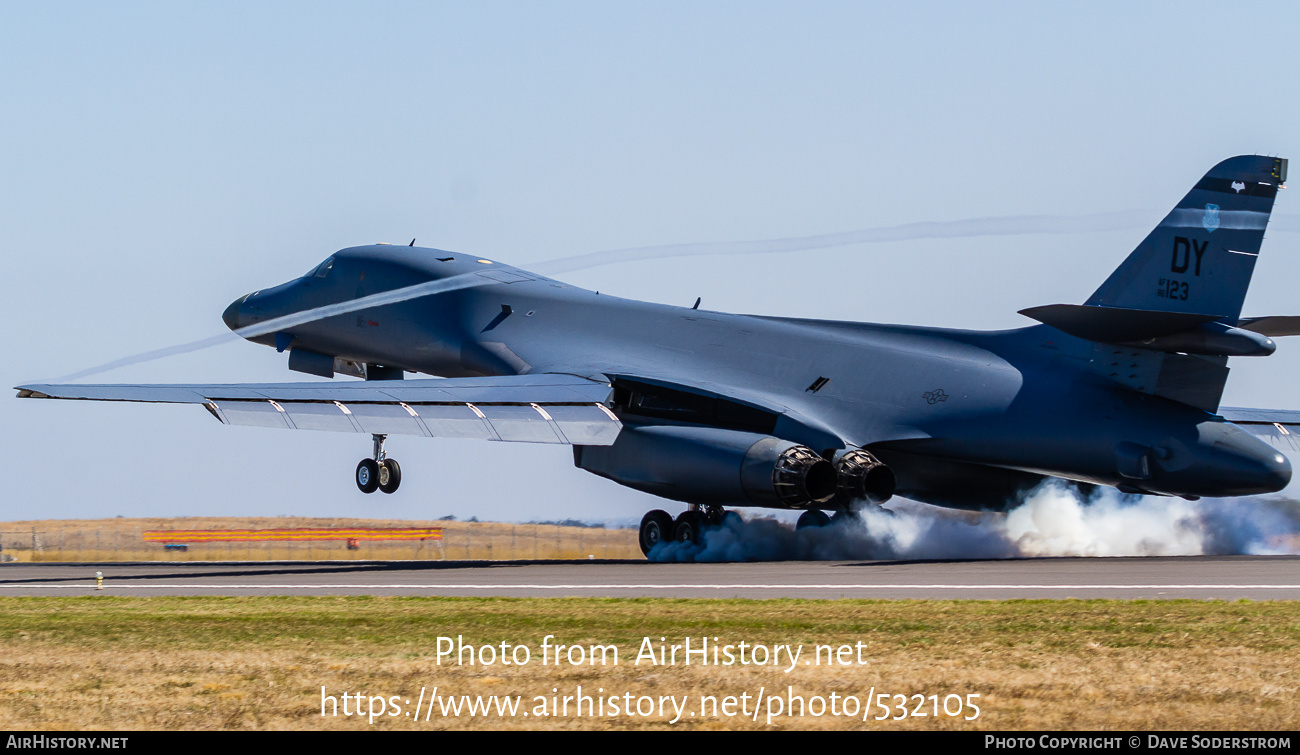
[2,556,1299,598]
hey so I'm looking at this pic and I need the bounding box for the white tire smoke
[647,483,1300,562]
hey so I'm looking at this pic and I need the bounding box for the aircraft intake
[834,449,896,504]
[574,425,839,509]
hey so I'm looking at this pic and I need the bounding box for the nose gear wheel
[356,459,380,493]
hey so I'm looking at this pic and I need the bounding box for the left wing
[16,373,621,445]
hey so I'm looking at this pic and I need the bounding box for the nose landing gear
[356,434,401,494]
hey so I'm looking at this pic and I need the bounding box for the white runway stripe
[5,583,1300,590]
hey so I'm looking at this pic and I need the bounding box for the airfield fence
[0,520,642,562]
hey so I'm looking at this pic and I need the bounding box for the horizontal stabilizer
[1221,406,1300,451]
[1237,316,1300,337]
[1019,303,1219,342]
[1219,406,1300,427]
[1022,303,1276,356]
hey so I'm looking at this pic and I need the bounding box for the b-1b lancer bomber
[17,155,1299,556]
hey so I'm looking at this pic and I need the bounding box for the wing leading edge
[15,374,621,445]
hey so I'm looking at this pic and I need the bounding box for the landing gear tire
[796,509,830,529]
[356,459,380,494]
[378,458,401,494]
[674,511,704,544]
[639,510,675,556]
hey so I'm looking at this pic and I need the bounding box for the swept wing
[16,374,621,445]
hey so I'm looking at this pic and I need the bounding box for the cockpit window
[305,257,335,278]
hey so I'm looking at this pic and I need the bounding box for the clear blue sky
[4,1,1299,523]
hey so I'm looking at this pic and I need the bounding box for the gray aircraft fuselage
[222,243,1290,509]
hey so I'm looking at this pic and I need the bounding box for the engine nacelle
[834,449,896,504]
[574,425,838,509]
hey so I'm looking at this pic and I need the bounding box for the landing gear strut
[356,434,401,494]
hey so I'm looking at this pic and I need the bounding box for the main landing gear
[356,434,401,494]
[796,507,862,529]
[638,505,736,556]
[795,509,829,529]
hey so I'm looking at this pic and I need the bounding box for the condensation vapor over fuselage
[220,242,1291,507]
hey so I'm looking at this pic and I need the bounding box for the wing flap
[411,404,499,440]
[343,402,427,437]
[546,404,623,444]
[277,401,362,433]
[477,404,564,443]
[214,401,295,430]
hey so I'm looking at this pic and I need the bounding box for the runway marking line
[4,584,1300,590]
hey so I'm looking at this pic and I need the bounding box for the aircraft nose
[222,297,244,331]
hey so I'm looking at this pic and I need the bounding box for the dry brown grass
[1,597,1298,730]
[0,516,640,562]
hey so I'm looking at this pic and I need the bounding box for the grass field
[0,517,641,562]
[1,597,1297,730]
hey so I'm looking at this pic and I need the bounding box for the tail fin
[1087,155,1287,321]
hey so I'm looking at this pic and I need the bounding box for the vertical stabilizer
[1087,155,1286,321]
